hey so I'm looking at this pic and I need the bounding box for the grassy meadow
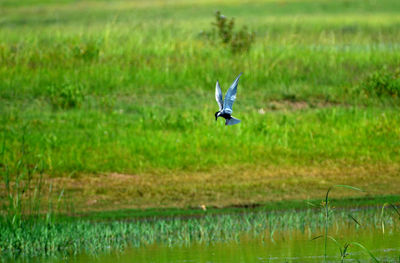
[1,0,400,211]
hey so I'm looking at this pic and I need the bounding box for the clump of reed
[0,128,66,230]
[311,185,400,262]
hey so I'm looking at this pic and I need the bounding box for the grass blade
[349,242,380,263]
[348,214,361,227]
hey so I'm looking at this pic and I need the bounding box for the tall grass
[310,185,382,262]
[309,186,400,262]
[0,128,66,229]
[1,204,399,259]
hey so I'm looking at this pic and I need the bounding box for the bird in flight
[215,73,242,126]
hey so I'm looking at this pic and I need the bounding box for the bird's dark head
[215,111,220,121]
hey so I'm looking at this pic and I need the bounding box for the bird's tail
[225,117,241,126]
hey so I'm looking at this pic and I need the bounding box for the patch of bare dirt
[257,100,340,113]
[5,164,398,213]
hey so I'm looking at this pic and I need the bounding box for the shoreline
[73,194,400,221]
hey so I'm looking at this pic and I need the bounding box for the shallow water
[44,227,400,263]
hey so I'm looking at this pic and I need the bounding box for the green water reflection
[67,228,399,263]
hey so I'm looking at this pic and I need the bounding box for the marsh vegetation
[1,0,400,261]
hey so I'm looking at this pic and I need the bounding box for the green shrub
[212,11,235,44]
[230,25,255,53]
[361,69,400,98]
[203,11,255,54]
[47,83,85,109]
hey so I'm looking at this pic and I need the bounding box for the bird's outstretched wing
[223,73,242,114]
[225,116,241,126]
[215,81,223,111]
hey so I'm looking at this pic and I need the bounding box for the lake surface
[43,227,400,263]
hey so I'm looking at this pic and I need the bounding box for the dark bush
[231,25,255,53]
[202,11,255,54]
[47,83,85,109]
[361,69,400,98]
[212,11,235,44]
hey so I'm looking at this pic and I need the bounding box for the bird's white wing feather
[215,81,223,111]
[223,73,242,114]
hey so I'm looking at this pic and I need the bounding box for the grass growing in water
[0,129,67,232]
[1,205,399,259]
[1,0,400,209]
[312,185,382,262]
[1,179,400,260]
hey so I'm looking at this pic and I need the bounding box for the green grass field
[1,0,400,211]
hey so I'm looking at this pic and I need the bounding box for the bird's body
[214,73,242,126]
